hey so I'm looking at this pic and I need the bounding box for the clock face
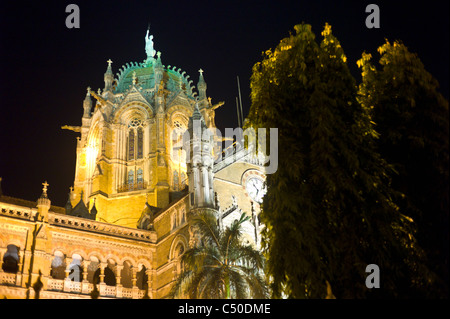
[245,177,266,203]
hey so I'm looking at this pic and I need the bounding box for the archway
[2,245,19,273]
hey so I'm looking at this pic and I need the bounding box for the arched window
[171,118,187,165]
[69,254,83,282]
[180,208,186,224]
[174,242,185,276]
[50,251,66,280]
[2,245,19,273]
[128,118,144,161]
[136,265,148,290]
[120,261,133,288]
[93,267,116,286]
[172,212,178,230]
[137,168,144,184]
[137,127,144,159]
[128,170,134,186]
[128,129,135,160]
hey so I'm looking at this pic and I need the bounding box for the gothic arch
[69,250,88,261]
[2,244,20,273]
[50,247,68,258]
[104,254,120,266]
[50,250,67,280]
[118,256,137,268]
[169,234,188,260]
[114,102,153,124]
[166,105,192,123]
[136,258,152,270]
[4,240,22,249]
[87,251,105,263]
[90,108,107,126]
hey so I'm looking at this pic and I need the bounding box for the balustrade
[45,278,146,298]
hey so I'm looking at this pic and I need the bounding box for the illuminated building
[0,29,266,299]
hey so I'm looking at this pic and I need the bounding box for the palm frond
[171,210,268,299]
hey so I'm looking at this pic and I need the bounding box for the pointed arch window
[137,127,144,159]
[137,168,144,184]
[128,170,134,185]
[128,129,135,160]
[127,118,144,161]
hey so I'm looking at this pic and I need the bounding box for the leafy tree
[358,40,449,297]
[247,23,428,298]
[169,211,268,299]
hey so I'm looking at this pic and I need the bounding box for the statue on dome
[145,27,156,59]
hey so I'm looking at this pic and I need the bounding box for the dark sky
[0,0,448,207]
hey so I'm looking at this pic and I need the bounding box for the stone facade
[0,28,266,299]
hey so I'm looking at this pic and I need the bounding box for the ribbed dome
[113,57,198,99]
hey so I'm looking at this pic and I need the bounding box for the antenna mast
[236,97,241,128]
[237,76,244,127]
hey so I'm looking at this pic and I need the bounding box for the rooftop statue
[145,28,156,59]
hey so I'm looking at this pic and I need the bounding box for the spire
[69,190,91,219]
[37,181,51,222]
[188,103,206,132]
[65,188,73,215]
[104,59,114,92]
[197,68,207,100]
[90,198,98,220]
[83,87,92,118]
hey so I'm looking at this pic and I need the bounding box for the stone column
[99,262,106,283]
[145,268,152,299]
[63,257,73,292]
[81,260,90,294]
[131,266,138,299]
[16,250,26,287]
[0,248,5,271]
[115,264,123,298]
[99,262,107,296]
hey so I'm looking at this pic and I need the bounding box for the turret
[36,181,51,223]
[64,190,72,215]
[197,69,207,101]
[184,104,215,209]
[104,59,114,92]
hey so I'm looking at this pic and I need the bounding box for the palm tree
[169,210,268,299]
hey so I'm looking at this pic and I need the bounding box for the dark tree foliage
[358,40,449,297]
[247,23,430,298]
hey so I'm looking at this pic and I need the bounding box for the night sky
[0,1,448,207]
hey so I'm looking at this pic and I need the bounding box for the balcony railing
[0,272,17,286]
[117,181,148,193]
[47,278,147,299]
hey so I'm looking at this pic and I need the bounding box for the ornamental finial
[42,181,49,196]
